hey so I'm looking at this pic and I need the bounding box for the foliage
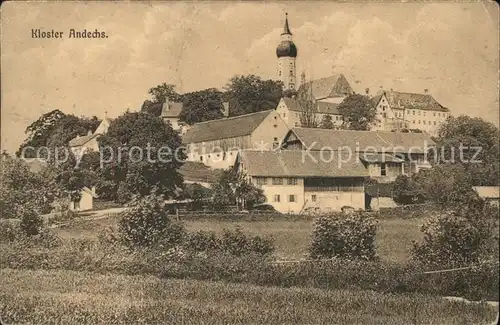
[184,230,219,252]
[118,192,185,248]
[17,110,100,158]
[0,155,57,218]
[224,75,283,117]
[98,111,185,201]
[180,88,224,124]
[411,201,498,269]
[218,227,274,256]
[319,114,335,129]
[412,164,480,209]
[432,115,500,186]
[297,75,319,128]
[19,206,44,236]
[180,183,213,210]
[282,89,298,98]
[337,94,377,130]
[211,169,265,210]
[309,213,378,260]
[392,175,425,205]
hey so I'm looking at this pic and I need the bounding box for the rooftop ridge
[192,109,273,125]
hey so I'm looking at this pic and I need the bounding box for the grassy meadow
[54,213,424,262]
[1,268,496,325]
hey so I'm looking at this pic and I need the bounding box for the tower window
[278,71,281,76]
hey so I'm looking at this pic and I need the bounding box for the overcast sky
[1,1,499,153]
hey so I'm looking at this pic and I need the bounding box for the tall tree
[211,169,265,210]
[224,75,283,116]
[17,110,101,158]
[141,83,183,117]
[431,115,500,186]
[297,75,319,128]
[98,111,186,202]
[337,94,377,131]
[179,88,224,125]
[320,115,335,129]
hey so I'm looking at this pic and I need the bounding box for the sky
[1,1,499,153]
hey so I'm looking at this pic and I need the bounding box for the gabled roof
[68,133,99,147]
[281,97,341,115]
[371,94,384,106]
[384,90,449,112]
[81,186,99,198]
[239,150,368,178]
[178,161,222,183]
[161,101,183,118]
[182,110,273,144]
[297,74,354,100]
[285,128,435,153]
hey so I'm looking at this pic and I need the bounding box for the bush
[309,213,378,260]
[19,206,43,236]
[184,230,219,253]
[392,175,424,205]
[411,209,494,268]
[118,192,185,248]
[218,227,274,257]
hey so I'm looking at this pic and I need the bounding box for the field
[54,213,424,263]
[1,268,496,325]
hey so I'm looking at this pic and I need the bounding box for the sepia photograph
[1,1,499,324]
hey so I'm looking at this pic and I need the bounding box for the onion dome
[276,40,297,58]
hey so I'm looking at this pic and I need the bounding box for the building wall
[403,109,449,135]
[253,177,305,214]
[304,191,365,212]
[94,119,110,135]
[69,191,93,211]
[277,56,296,90]
[251,111,290,150]
[70,138,99,158]
[276,98,343,128]
[163,117,181,131]
[366,162,403,182]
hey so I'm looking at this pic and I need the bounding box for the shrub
[0,219,22,243]
[217,227,275,257]
[411,209,494,268]
[184,230,219,253]
[392,175,424,205]
[309,213,378,260]
[118,192,185,248]
[19,206,43,236]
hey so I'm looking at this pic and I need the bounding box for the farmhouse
[275,97,344,128]
[182,110,289,169]
[281,128,435,181]
[236,150,368,213]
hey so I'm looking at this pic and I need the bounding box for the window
[412,110,415,115]
[433,113,436,116]
[423,120,426,125]
[382,113,387,118]
[273,194,280,202]
[434,121,437,125]
[412,120,415,124]
[311,195,317,202]
[418,120,421,124]
[407,109,410,114]
[287,178,298,185]
[418,111,421,115]
[200,156,203,162]
[278,71,281,76]
[272,178,283,185]
[288,195,296,202]
[256,177,267,185]
[381,163,387,176]
[283,113,286,118]
[423,112,426,116]
[74,200,80,210]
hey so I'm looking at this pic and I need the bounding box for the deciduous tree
[337,94,377,130]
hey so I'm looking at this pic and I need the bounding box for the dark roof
[281,97,341,115]
[371,94,383,106]
[384,90,449,112]
[182,110,272,144]
[358,153,404,163]
[240,150,368,178]
[282,13,292,35]
[286,128,435,153]
[298,74,354,100]
[178,161,222,183]
[161,101,183,118]
[276,40,297,58]
[68,133,99,147]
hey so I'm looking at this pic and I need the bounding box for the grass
[54,214,424,263]
[0,268,496,325]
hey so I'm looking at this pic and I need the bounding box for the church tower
[276,13,297,90]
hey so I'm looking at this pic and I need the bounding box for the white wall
[254,177,305,214]
[304,191,365,212]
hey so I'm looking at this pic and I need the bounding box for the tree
[179,88,224,124]
[297,73,319,128]
[98,111,185,202]
[431,115,500,186]
[392,175,425,205]
[148,83,182,103]
[17,110,101,158]
[320,115,335,129]
[224,75,283,117]
[181,183,213,211]
[0,155,58,218]
[141,83,183,117]
[337,94,377,130]
[211,169,265,210]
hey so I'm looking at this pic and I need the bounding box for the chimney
[87,130,92,136]
[424,89,429,94]
[222,102,230,118]
[365,88,370,95]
